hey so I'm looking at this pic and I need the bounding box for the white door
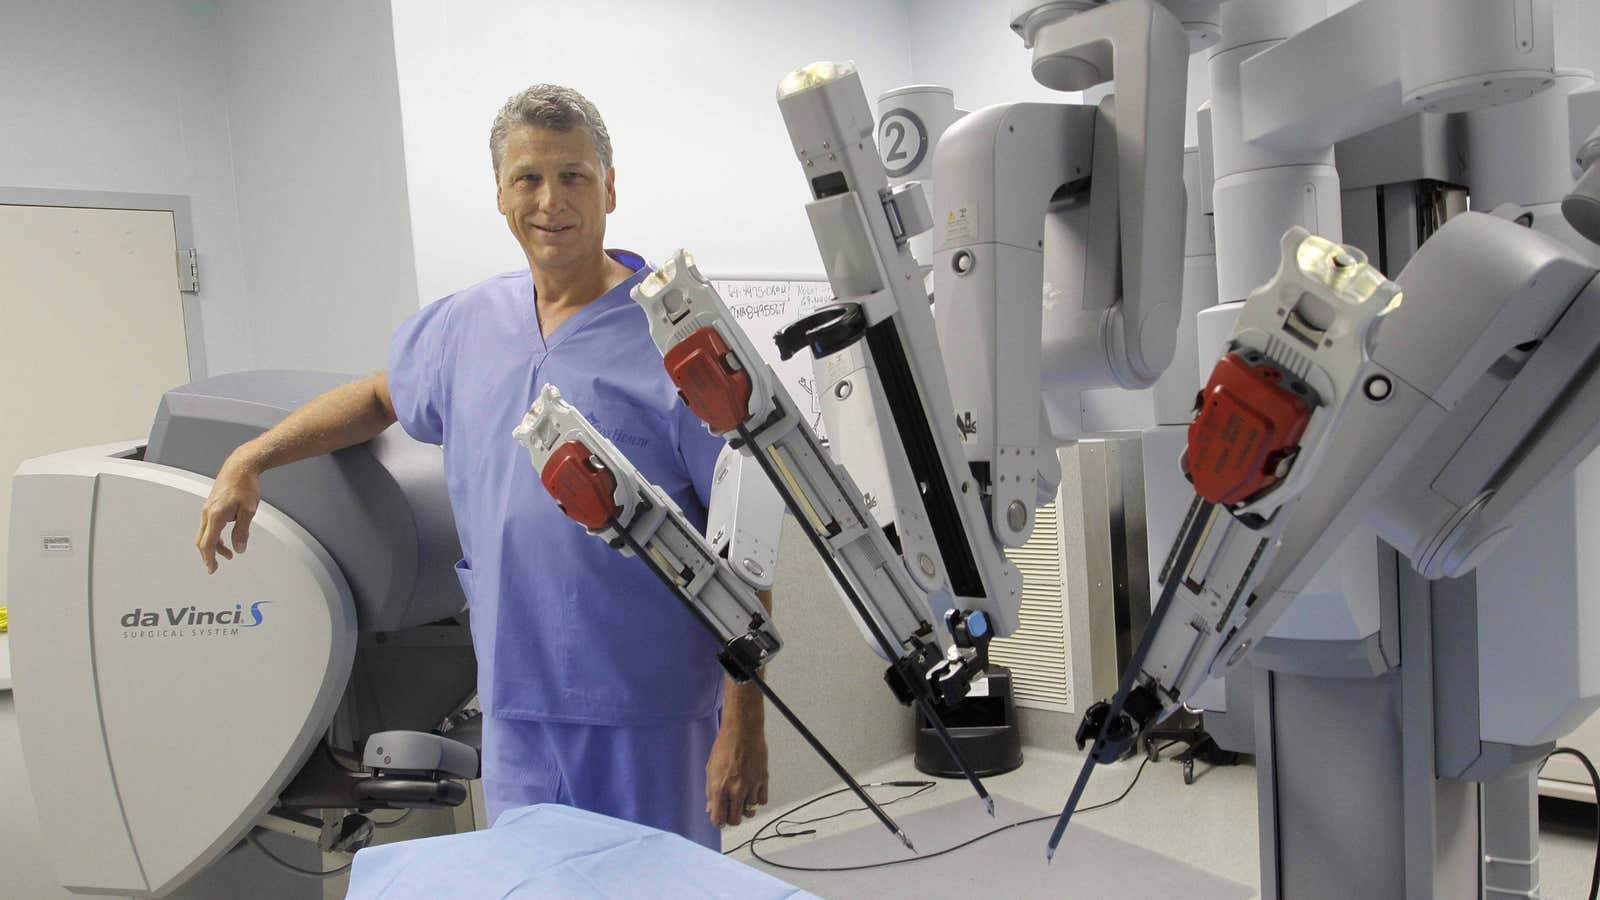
[0,202,191,900]
[0,203,191,611]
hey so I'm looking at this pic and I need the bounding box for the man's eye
[517,174,537,184]
[561,172,586,183]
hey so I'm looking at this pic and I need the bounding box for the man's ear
[605,166,617,214]
[495,170,507,215]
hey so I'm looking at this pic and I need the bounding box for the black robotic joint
[933,659,977,707]
[774,302,867,361]
[883,642,943,708]
[1077,684,1164,765]
[883,659,919,707]
[914,609,993,707]
[716,652,749,684]
[946,608,993,654]
[1075,701,1136,763]
[719,632,774,683]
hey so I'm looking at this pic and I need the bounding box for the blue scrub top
[387,250,730,725]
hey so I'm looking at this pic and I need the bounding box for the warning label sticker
[943,203,978,246]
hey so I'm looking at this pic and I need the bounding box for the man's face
[495,125,616,273]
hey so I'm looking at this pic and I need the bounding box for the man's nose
[532,183,569,213]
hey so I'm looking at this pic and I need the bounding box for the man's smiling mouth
[533,223,575,234]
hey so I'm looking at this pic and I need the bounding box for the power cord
[727,756,1152,873]
[723,780,934,857]
[372,809,414,829]
[774,781,938,834]
[1543,747,1600,900]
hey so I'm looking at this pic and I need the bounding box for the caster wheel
[1145,737,1161,762]
[1183,760,1195,785]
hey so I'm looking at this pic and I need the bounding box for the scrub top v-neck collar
[530,250,650,356]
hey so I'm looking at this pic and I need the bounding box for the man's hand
[196,450,263,573]
[706,714,768,828]
[708,589,773,828]
[190,373,399,574]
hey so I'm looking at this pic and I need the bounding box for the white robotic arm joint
[931,1,1190,549]
[706,445,787,591]
[1565,122,1600,245]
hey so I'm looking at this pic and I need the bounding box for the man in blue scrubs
[194,84,770,849]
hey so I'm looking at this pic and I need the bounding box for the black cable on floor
[1544,747,1600,900]
[777,781,938,832]
[731,757,1151,873]
[722,781,934,857]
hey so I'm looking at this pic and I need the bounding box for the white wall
[0,0,254,376]
[906,0,1077,112]
[219,0,419,374]
[389,0,916,304]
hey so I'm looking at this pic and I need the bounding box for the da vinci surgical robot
[7,373,479,897]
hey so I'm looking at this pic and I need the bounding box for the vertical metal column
[1253,545,1490,898]
[1483,772,1542,899]
[1061,436,1151,701]
[1397,554,1484,899]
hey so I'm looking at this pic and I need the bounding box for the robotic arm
[513,384,919,848]
[936,0,1190,547]
[749,37,1184,669]
[631,250,997,812]
[1051,214,1600,855]
[633,254,967,688]
[769,61,1026,641]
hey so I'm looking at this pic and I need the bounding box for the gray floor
[722,745,1600,900]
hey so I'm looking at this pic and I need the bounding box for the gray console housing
[8,371,475,897]
[148,371,465,632]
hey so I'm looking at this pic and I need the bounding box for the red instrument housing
[541,441,622,530]
[1185,352,1314,507]
[662,327,753,434]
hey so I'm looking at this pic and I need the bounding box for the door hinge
[177,248,199,293]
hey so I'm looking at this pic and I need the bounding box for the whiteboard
[708,278,836,440]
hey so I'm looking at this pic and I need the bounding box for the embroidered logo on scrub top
[585,409,651,450]
[598,426,650,449]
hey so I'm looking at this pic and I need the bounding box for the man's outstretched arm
[195,372,398,572]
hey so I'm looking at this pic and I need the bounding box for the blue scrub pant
[482,713,721,851]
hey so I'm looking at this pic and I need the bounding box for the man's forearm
[236,373,397,473]
[723,677,766,726]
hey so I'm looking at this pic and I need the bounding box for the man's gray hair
[489,84,614,173]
